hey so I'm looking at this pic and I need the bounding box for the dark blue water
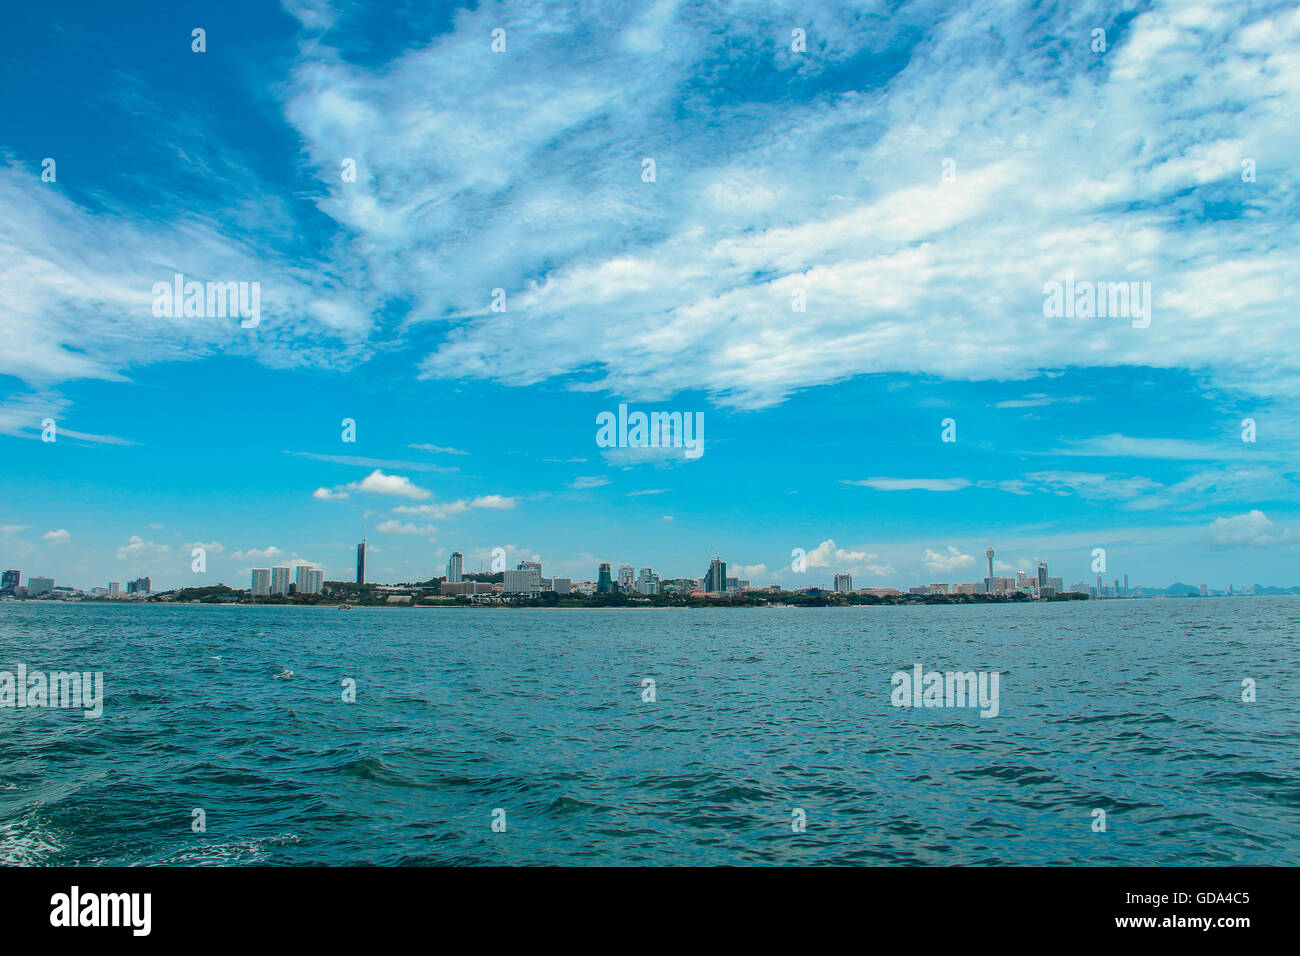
[2,599,1297,865]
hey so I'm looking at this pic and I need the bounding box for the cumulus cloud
[116,535,171,560]
[376,520,437,536]
[1204,510,1294,549]
[183,541,225,555]
[345,469,430,500]
[391,494,516,518]
[803,539,894,577]
[41,529,70,544]
[922,546,976,574]
[229,546,285,562]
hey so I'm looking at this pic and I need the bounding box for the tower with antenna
[985,544,995,594]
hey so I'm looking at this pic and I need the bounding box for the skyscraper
[251,569,271,596]
[295,565,323,595]
[703,557,727,593]
[596,562,613,593]
[834,572,853,593]
[447,551,463,583]
[356,540,366,585]
[271,567,291,595]
[1,570,18,591]
[618,564,635,592]
[1037,561,1048,590]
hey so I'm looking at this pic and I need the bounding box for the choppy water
[1,599,1297,865]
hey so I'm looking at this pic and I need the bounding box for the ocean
[2,599,1297,865]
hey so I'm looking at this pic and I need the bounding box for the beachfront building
[250,568,271,596]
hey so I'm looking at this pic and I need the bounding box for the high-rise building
[519,561,542,588]
[985,546,995,593]
[28,576,54,596]
[108,581,120,598]
[250,569,271,596]
[356,540,366,585]
[596,563,613,594]
[447,552,463,583]
[834,573,854,594]
[295,565,323,595]
[127,576,151,595]
[270,567,291,595]
[551,578,572,594]
[1,570,19,591]
[618,565,635,592]
[635,568,660,595]
[1122,573,1129,598]
[1037,561,1049,590]
[703,557,727,593]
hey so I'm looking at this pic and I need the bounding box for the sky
[1,0,1298,592]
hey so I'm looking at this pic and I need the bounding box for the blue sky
[2,0,1299,591]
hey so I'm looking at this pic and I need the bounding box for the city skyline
[2,535,1291,600]
[3,1,1299,596]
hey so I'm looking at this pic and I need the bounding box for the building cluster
[0,570,151,600]
[249,565,324,596]
[429,552,749,599]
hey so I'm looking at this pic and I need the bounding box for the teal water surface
[1,599,1297,865]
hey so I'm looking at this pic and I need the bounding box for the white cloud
[470,494,516,509]
[376,520,437,536]
[409,443,468,455]
[345,469,430,500]
[843,478,971,492]
[183,540,225,554]
[1204,510,1293,549]
[569,475,609,490]
[41,529,70,544]
[229,546,285,562]
[922,546,975,574]
[116,535,172,560]
[313,486,350,500]
[391,494,516,518]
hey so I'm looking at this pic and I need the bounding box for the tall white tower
[985,545,995,593]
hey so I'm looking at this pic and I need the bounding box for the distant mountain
[1133,583,1300,596]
